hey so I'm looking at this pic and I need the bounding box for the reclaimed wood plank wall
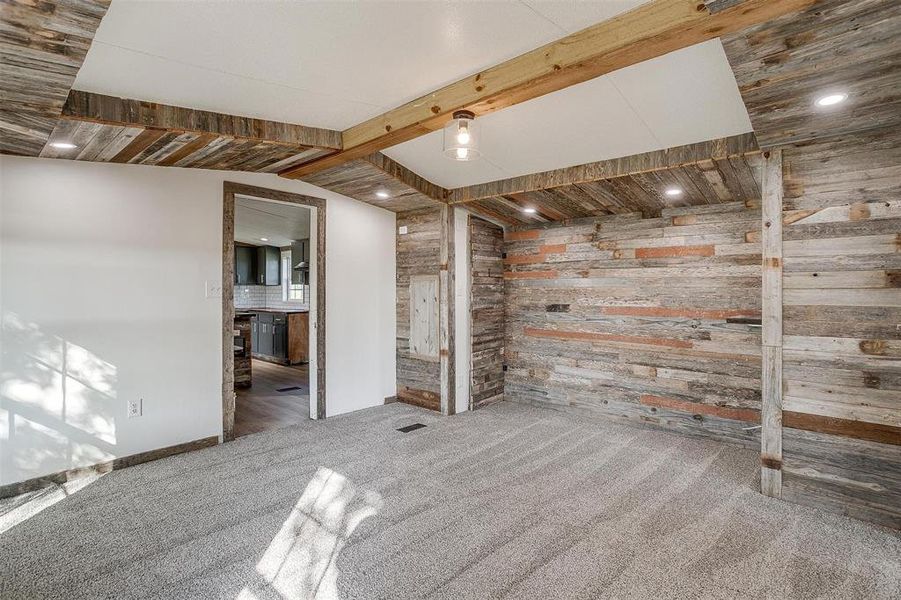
[778,128,901,529]
[503,202,765,446]
[396,207,443,410]
[470,217,506,409]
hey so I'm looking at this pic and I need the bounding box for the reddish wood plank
[784,412,901,446]
[635,244,715,258]
[640,394,761,423]
[505,230,541,241]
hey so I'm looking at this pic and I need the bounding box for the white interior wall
[0,156,396,486]
[454,208,471,414]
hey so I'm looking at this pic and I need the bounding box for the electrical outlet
[398,225,408,235]
[205,280,223,299]
[127,398,143,418]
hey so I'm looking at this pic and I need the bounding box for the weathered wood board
[470,216,506,409]
[777,128,901,528]
[397,207,443,410]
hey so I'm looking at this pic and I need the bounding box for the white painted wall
[0,156,396,486]
[454,207,471,414]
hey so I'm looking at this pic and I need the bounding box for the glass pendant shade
[443,110,480,161]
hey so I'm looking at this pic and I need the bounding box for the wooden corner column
[760,149,784,497]
[439,204,456,416]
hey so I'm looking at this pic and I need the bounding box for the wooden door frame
[222,181,327,441]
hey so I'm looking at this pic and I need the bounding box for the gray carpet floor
[1,401,899,599]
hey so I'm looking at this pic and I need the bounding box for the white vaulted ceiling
[75,1,752,189]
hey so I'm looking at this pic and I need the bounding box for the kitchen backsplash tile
[234,285,309,310]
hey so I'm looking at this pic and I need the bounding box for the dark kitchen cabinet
[235,246,256,285]
[273,323,288,359]
[256,245,281,286]
[248,311,307,365]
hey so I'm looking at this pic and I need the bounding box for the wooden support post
[760,149,783,498]
[439,204,456,415]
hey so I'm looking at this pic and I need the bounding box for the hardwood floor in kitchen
[234,360,310,438]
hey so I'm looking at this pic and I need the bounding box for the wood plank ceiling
[447,134,762,227]
[39,91,342,173]
[0,0,111,155]
[721,0,901,147]
[302,153,444,212]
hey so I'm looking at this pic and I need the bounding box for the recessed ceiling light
[375,190,390,199]
[523,207,537,214]
[815,92,848,107]
[50,142,77,149]
[260,237,269,242]
[664,187,683,197]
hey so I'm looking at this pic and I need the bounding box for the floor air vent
[397,423,427,433]
[276,386,304,392]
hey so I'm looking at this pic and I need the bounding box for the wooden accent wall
[778,129,901,529]
[396,207,442,410]
[470,217,505,408]
[503,202,764,445]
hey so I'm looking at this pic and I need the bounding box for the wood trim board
[0,436,218,500]
[222,182,327,439]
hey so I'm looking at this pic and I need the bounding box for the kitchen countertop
[236,308,309,314]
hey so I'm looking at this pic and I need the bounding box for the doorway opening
[222,182,326,441]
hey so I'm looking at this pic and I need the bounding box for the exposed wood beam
[280,0,815,178]
[60,90,342,150]
[449,133,760,204]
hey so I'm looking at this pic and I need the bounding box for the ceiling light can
[815,92,848,107]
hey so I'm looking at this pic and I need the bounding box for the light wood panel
[470,216,506,409]
[721,0,901,147]
[0,0,110,155]
[280,0,815,177]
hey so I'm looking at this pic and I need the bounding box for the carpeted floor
[1,401,899,599]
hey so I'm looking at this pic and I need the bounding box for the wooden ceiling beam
[60,91,343,150]
[448,133,760,204]
[279,0,815,179]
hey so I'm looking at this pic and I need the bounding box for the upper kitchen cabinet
[235,245,257,285]
[256,245,281,286]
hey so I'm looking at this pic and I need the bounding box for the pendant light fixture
[444,110,480,161]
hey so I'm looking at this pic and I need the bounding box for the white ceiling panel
[522,0,648,34]
[76,0,572,129]
[384,39,752,189]
[384,75,660,188]
[607,40,753,147]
